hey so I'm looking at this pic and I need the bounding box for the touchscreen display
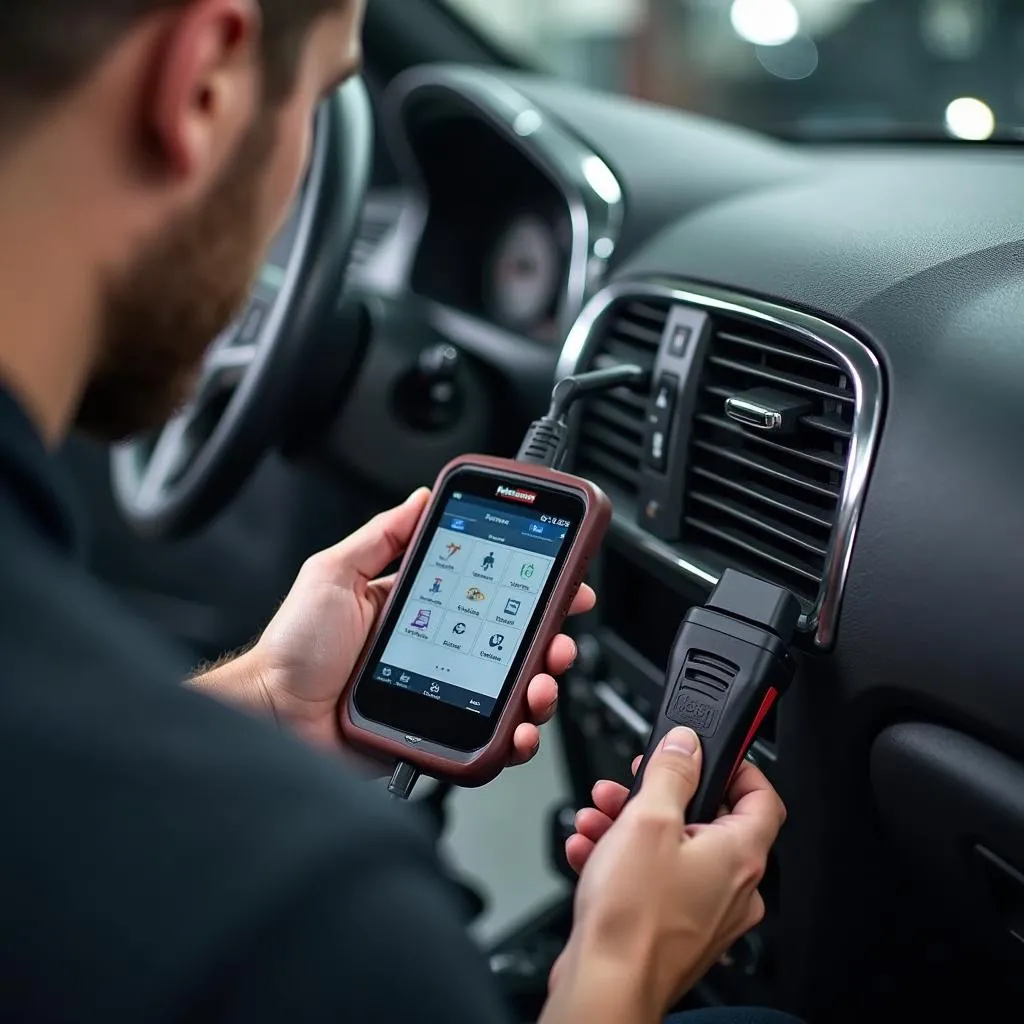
[371,486,575,716]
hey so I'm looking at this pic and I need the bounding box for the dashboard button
[667,324,693,358]
[644,374,678,471]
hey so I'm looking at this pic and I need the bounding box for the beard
[74,114,277,442]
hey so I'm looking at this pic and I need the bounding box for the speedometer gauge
[486,214,562,331]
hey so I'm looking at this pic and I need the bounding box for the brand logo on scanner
[670,690,720,736]
[496,485,537,505]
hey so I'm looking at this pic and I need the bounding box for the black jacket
[0,388,510,1023]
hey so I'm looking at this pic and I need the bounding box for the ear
[147,0,262,179]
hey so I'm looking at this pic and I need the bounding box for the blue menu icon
[451,519,466,531]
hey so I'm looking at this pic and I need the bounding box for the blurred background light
[922,0,986,61]
[581,155,623,204]
[730,0,801,47]
[944,96,995,139]
[756,34,820,80]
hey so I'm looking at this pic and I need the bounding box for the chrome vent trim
[557,279,885,649]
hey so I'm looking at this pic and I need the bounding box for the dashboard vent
[683,316,854,605]
[575,299,670,496]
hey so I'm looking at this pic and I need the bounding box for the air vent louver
[575,299,670,496]
[683,318,855,604]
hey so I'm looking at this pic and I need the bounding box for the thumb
[635,727,703,817]
[330,488,431,580]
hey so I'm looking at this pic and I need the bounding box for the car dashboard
[332,62,1024,1015]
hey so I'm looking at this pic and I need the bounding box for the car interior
[63,0,1024,1019]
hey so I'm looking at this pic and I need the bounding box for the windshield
[442,0,1020,142]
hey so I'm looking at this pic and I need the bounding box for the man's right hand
[541,727,786,1024]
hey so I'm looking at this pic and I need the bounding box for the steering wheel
[111,78,374,540]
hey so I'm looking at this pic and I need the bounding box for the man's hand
[540,729,785,1024]
[200,489,595,765]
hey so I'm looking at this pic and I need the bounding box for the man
[0,1,790,1022]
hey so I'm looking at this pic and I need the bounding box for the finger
[511,722,541,765]
[631,755,642,777]
[633,727,703,818]
[327,488,431,581]
[564,834,595,875]
[526,675,558,725]
[744,890,767,933]
[726,760,777,808]
[682,814,726,840]
[591,779,630,818]
[716,762,787,850]
[574,807,615,844]
[549,950,566,993]
[365,573,398,617]
[545,635,578,676]
[567,584,596,616]
[722,891,767,950]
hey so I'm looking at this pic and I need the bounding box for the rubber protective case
[339,454,611,787]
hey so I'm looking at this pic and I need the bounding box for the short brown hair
[0,0,341,137]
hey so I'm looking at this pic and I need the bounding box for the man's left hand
[205,488,595,765]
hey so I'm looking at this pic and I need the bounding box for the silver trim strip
[594,682,652,739]
[424,301,565,378]
[557,278,885,650]
[593,682,778,765]
[384,66,625,339]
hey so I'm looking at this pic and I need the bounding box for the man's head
[0,0,365,440]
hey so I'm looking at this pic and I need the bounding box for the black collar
[0,387,82,556]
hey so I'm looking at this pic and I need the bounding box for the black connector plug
[517,364,650,469]
[387,761,420,802]
[516,418,569,468]
[631,570,802,823]
[704,570,802,642]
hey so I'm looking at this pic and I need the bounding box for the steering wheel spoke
[201,337,258,391]
[135,407,198,511]
[130,337,255,513]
